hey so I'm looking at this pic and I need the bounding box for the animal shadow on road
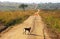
[28,34,41,36]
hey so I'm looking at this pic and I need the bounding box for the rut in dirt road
[0,9,51,39]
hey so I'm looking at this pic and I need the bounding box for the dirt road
[0,10,51,39]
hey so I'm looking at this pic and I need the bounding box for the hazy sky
[0,0,60,3]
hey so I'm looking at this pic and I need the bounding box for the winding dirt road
[0,9,51,39]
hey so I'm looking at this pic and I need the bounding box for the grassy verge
[0,10,37,27]
[39,10,60,32]
[39,9,60,38]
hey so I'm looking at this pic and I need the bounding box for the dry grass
[0,10,37,26]
[39,9,60,33]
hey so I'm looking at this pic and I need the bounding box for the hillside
[0,2,60,11]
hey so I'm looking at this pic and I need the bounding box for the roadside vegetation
[0,10,36,27]
[39,9,60,38]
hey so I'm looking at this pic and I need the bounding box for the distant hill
[38,3,60,9]
[0,2,60,11]
[0,2,20,11]
[0,2,37,11]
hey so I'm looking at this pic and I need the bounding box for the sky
[0,0,60,3]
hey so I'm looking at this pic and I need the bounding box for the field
[39,10,60,38]
[0,9,60,39]
[0,10,37,29]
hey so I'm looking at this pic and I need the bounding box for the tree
[19,4,28,11]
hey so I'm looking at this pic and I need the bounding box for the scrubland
[39,10,60,38]
[0,10,37,27]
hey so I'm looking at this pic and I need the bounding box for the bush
[4,17,23,26]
